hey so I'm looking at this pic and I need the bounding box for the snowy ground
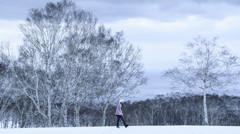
[0,126,240,134]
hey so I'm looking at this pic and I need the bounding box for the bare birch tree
[53,6,97,127]
[163,36,240,125]
[56,26,97,127]
[15,0,90,127]
[92,26,148,126]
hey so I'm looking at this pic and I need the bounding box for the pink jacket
[115,103,123,115]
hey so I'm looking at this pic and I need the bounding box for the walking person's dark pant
[116,115,126,127]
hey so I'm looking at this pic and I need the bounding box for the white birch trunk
[74,103,81,127]
[63,105,68,127]
[62,93,68,127]
[59,96,68,127]
[203,88,208,125]
[102,103,109,126]
[47,91,51,127]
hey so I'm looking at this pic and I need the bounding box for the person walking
[115,99,128,128]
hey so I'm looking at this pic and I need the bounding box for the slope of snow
[0,126,240,134]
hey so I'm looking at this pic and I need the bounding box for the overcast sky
[1,0,240,101]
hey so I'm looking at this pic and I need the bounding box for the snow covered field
[0,126,239,134]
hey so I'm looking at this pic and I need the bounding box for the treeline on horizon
[0,92,239,128]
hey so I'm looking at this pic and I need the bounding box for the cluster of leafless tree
[1,92,240,128]
[0,0,147,128]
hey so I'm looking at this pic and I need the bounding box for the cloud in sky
[1,0,240,99]
[74,0,240,23]
[1,0,240,21]
[103,15,240,72]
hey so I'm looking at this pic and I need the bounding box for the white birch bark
[74,102,81,127]
[102,103,109,126]
[203,88,208,125]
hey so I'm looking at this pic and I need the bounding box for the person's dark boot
[117,126,120,128]
[125,124,128,128]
